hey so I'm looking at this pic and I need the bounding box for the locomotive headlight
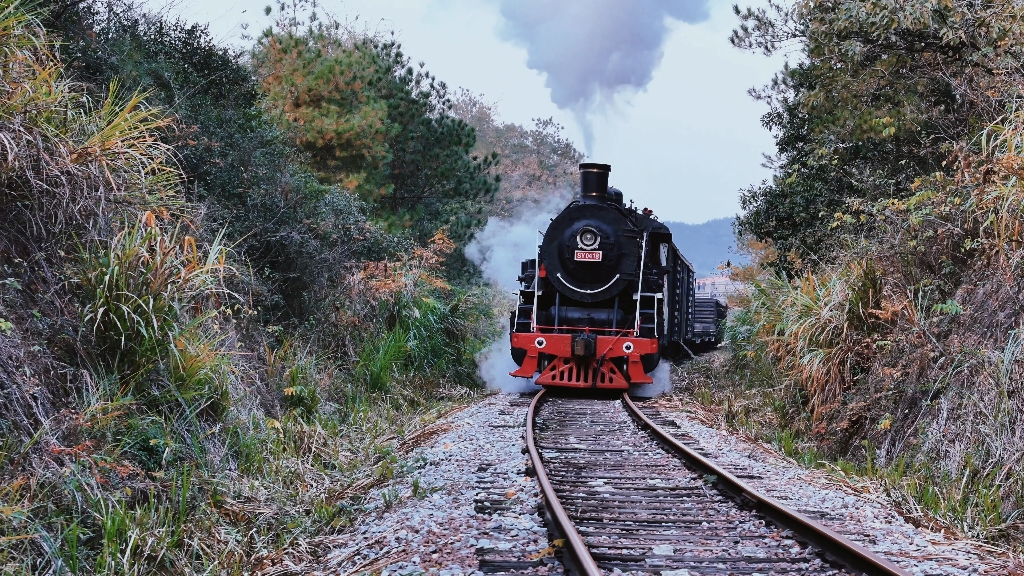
[577,228,600,250]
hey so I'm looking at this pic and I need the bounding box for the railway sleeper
[527,392,907,576]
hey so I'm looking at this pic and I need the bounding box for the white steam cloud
[465,192,573,293]
[628,363,672,399]
[466,191,573,392]
[496,0,710,153]
[475,333,543,394]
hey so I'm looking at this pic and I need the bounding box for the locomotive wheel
[641,352,660,373]
[512,346,527,366]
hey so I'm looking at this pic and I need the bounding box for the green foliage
[354,290,484,393]
[256,12,499,245]
[244,173,412,322]
[257,31,391,177]
[404,295,467,374]
[931,299,962,316]
[266,342,322,418]
[48,0,291,204]
[732,0,1024,270]
[91,466,194,575]
[374,41,499,242]
[357,327,409,394]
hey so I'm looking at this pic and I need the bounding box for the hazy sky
[142,0,783,223]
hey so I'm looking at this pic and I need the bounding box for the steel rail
[621,393,912,576]
[525,389,602,576]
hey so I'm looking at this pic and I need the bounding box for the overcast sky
[142,0,783,224]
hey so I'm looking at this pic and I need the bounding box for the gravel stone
[318,394,562,575]
[313,388,1018,575]
[641,399,1019,575]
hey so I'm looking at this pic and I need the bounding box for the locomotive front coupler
[571,333,597,358]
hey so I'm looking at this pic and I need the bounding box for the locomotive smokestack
[579,163,611,200]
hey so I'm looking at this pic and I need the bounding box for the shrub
[729,106,1024,544]
[48,0,291,205]
[0,2,178,243]
[81,211,230,413]
[732,0,1024,270]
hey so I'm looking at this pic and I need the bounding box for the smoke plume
[496,0,710,152]
[466,191,572,392]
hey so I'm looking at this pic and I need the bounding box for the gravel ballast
[319,394,562,575]
[640,398,1018,575]
[316,389,1018,575]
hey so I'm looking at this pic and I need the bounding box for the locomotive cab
[509,163,699,390]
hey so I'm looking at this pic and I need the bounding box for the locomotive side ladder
[633,231,660,338]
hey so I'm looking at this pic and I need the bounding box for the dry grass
[725,103,1024,548]
[0,19,179,241]
[0,2,491,573]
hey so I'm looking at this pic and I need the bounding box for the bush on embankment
[0,0,501,572]
[721,0,1024,547]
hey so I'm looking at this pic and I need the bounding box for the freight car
[509,163,725,390]
[691,296,728,351]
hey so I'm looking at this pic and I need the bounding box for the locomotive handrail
[633,231,648,336]
[532,325,632,333]
[532,229,543,332]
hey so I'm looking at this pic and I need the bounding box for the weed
[81,212,230,410]
[267,342,323,419]
[381,487,401,510]
[357,327,408,394]
[694,386,714,406]
[931,299,963,316]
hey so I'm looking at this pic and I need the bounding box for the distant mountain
[664,217,747,277]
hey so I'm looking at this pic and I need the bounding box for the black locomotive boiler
[509,163,724,389]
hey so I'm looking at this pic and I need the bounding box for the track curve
[526,389,602,575]
[525,390,912,576]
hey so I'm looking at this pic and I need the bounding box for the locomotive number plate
[575,250,603,261]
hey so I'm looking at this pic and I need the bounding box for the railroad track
[526,389,912,576]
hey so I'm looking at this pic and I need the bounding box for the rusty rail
[525,389,602,576]
[621,393,912,576]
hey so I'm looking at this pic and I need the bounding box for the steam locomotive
[509,163,725,390]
